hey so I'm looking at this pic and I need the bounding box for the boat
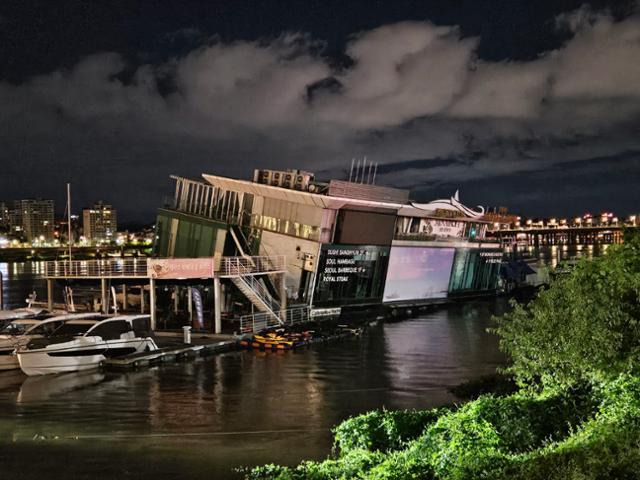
[247,331,312,350]
[0,313,108,371]
[0,308,51,327]
[17,315,159,376]
[252,333,295,350]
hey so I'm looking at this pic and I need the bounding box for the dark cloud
[0,6,639,220]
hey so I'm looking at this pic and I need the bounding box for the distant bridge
[490,225,636,247]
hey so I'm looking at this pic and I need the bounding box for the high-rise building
[0,202,9,229]
[11,199,55,242]
[83,201,118,243]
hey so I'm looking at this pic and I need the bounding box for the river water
[0,262,510,479]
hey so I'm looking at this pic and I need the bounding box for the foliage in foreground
[246,230,640,479]
[494,230,640,391]
[248,374,640,480]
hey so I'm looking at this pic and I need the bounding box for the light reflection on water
[0,261,50,309]
[0,300,508,479]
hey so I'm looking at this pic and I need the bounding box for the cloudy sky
[1,0,639,222]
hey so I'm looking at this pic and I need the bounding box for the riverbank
[246,375,640,480]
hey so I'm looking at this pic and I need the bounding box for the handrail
[44,255,286,279]
[239,306,310,334]
[44,259,149,278]
[218,255,286,277]
[237,275,280,313]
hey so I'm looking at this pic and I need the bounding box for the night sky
[1,0,638,222]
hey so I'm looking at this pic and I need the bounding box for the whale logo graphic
[410,191,485,218]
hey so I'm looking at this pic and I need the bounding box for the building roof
[201,174,405,211]
[200,173,492,223]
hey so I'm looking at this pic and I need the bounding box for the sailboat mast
[67,183,72,262]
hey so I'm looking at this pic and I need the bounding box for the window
[87,321,132,340]
[0,322,33,335]
[53,322,96,336]
[132,317,151,337]
[448,249,501,293]
[313,245,390,307]
[28,321,66,336]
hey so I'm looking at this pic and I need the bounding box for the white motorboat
[0,308,50,326]
[17,315,158,376]
[0,313,109,371]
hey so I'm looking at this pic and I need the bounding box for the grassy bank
[246,375,640,479]
[245,231,640,479]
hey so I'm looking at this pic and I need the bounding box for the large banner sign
[383,247,455,302]
[147,258,214,279]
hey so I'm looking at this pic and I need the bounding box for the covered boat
[17,315,158,376]
[0,308,51,327]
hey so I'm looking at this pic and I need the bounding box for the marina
[0,297,507,479]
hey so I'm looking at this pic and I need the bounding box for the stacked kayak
[238,331,312,351]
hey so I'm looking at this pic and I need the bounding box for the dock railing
[44,255,287,279]
[239,305,310,334]
[45,259,149,278]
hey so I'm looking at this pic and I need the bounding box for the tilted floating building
[153,167,503,323]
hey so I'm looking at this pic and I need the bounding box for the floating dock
[103,339,235,370]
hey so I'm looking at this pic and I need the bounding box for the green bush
[393,391,595,480]
[333,408,447,454]
[501,373,640,480]
[494,232,640,391]
[449,373,518,400]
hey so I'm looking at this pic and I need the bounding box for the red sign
[147,259,214,279]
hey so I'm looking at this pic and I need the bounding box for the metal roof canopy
[201,174,405,211]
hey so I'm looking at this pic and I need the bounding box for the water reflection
[0,261,50,309]
[0,298,507,478]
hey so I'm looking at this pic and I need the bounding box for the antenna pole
[366,157,372,184]
[372,163,378,185]
[361,157,366,183]
[355,158,361,183]
[67,183,72,262]
[349,158,354,182]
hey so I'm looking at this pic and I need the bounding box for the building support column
[122,284,128,311]
[213,277,222,334]
[187,286,193,324]
[150,278,157,331]
[47,279,54,312]
[278,273,287,320]
[173,286,179,314]
[100,278,108,314]
[140,285,146,313]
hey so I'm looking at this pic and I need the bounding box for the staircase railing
[218,255,286,276]
[235,274,281,314]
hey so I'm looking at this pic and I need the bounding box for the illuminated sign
[419,218,465,238]
[319,248,369,283]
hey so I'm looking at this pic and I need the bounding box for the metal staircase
[228,225,284,322]
[232,275,282,323]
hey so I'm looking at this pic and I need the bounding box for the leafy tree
[494,229,640,390]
